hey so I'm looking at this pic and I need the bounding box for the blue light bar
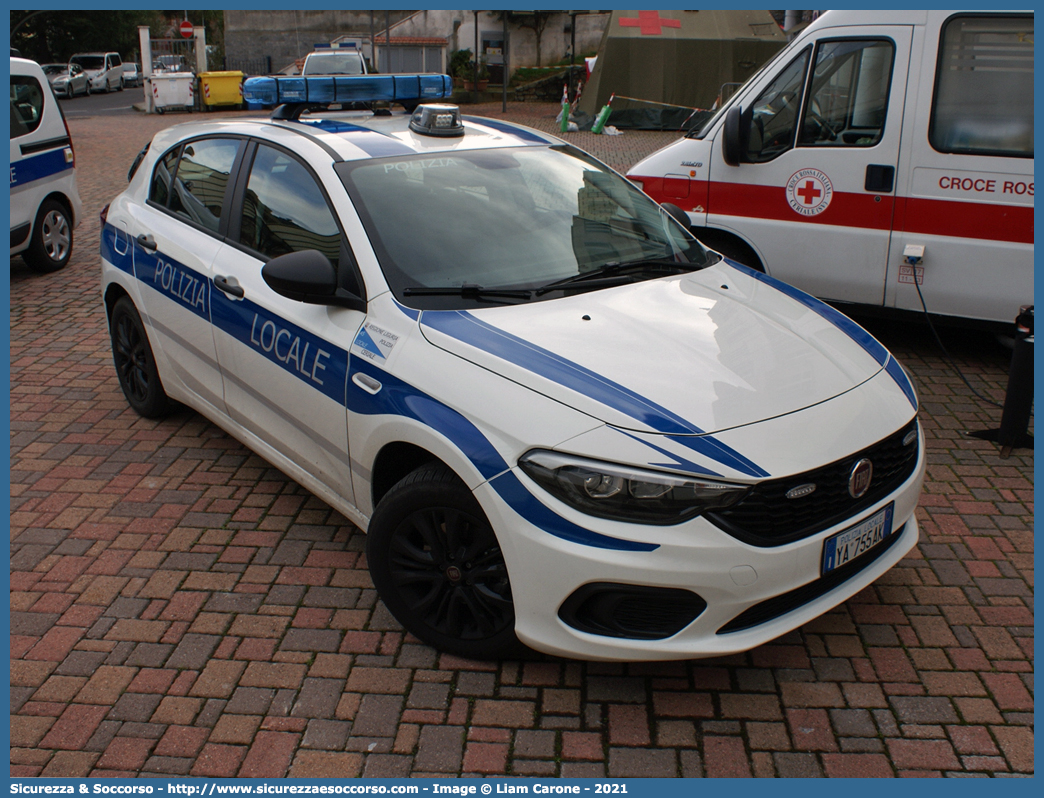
[243,73,453,107]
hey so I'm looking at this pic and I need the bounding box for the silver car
[122,63,142,88]
[42,63,89,98]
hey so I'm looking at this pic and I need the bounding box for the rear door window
[930,14,1034,156]
[10,75,45,138]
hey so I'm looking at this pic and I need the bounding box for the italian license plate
[821,504,894,576]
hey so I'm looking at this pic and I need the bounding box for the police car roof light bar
[243,73,454,118]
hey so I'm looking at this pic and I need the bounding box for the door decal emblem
[786,168,833,217]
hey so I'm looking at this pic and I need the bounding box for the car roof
[150,110,563,163]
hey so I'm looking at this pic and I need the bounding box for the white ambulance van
[627,10,1033,327]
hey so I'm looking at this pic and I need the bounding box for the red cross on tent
[619,11,682,35]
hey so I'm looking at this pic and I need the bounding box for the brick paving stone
[414,725,464,772]
[96,737,155,772]
[8,100,1033,780]
[822,753,895,778]
[39,704,108,750]
[351,694,405,737]
[887,739,961,771]
[189,744,247,778]
[774,752,824,778]
[462,742,509,774]
[238,731,300,778]
[289,751,364,778]
[608,747,676,777]
[291,678,346,719]
[704,736,752,778]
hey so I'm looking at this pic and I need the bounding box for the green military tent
[577,9,787,129]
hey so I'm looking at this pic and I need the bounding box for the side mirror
[660,202,691,229]
[262,249,365,311]
[722,106,755,167]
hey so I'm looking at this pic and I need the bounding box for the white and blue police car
[11,56,82,272]
[101,74,925,661]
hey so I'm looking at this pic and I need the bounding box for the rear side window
[240,144,341,267]
[148,139,240,234]
[930,14,1034,156]
[168,139,240,233]
[10,75,45,139]
[150,148,180,206]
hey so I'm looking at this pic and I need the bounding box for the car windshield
[42,64,66,76]
[71,55,104,70]
[303,53,364,75]
[337,145,712,308]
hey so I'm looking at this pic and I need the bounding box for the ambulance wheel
[23,200,73,273]
[109,296,173,418]
[367,462,525,660]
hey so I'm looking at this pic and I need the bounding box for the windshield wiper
[534,258,695,296]
[403,284,534,302]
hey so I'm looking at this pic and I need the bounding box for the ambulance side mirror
[262,249,366,312]
[660,203,691,229]
[722,105,752,167]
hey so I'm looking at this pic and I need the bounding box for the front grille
[717,522,906,634]
[708,419,919,547]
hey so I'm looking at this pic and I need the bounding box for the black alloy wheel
[367,463,525,660]
[109,296,172,418]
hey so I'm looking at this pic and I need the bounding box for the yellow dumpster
[200,71,243,109]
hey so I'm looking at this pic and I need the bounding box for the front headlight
[518,450,749,525]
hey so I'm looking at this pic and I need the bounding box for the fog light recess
[558,583,707,640]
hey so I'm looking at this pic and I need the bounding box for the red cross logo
[619,11,682,35]
[796,180,822,205]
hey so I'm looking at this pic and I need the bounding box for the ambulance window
[930,15,1034,157]
[168,138,241,234]
[744,49,810,162]
[799,40,894,148]
[10,75,45,139]
[240,144,341,268]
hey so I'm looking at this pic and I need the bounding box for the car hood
[417,263,896,436]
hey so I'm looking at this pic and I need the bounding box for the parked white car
[70,51,124,92]
[10,57,83,272]
[101,78,925,661]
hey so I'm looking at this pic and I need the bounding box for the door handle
[135,233,157,251]
[213,274,245,298]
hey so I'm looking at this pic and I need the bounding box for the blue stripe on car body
[725,259,918,411]
[460,116,554,145]
[11,147,72,189]
[302,120,417,158]
[418,308,769,478]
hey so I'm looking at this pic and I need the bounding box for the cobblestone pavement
[10,102,1033,778]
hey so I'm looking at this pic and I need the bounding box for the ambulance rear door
[709,23,914,307]
[885,12,1033,325]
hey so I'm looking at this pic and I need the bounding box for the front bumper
[477,430,925,662]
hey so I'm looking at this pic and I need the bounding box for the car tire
[109,296,173,418]
[117,78,124,91]
[23,199,73,273]
[367,462,527,660]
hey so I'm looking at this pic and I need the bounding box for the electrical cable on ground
[912,275,1006,411]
